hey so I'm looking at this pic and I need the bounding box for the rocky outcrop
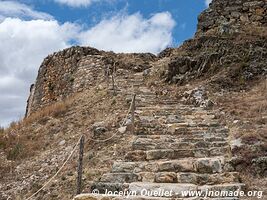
[163,0,267,88]
[196,0,267,36]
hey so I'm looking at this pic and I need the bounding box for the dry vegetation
[0,84,135,199]
[210,78,267,190]
[216,78,266,129]
[0,87,111,161]
[0,98,74,161]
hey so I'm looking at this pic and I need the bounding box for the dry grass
[26,98,73,122]
[4,97,74,134]
[217,79,267,124]
[214,79,267,187]
[216,79,267,147]
[0,86,120,162]
[0,96,75,161]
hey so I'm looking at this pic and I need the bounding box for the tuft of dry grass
[24,99,72,124]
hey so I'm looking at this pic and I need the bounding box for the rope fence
[25,135,83,200]
[25,92,136,199]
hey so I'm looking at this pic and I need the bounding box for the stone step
[136,105,193,111]
[135,128,228,137]
[135,107,206,112]
[137,121,221,128]
[135,135,227,142]
[116,80,144,84]
[126,94,158,100]
[173,127,229,134]
[135,127,223,136]
[112,157,225,174]
[125,147,229,161]
[136,105,188,109]
[135,126,219,135]
[132,97,179,103]
[90,182,244,198]
[100,172,239,185]
[137,116,183,124]
[132,137,228,151]
[137,108,217,115]
[136,114,216,122]
[117,77,144,80]
[136,103,180,108]
[176,172,240,185]
[116,78,144,82]
[137,121,221,129]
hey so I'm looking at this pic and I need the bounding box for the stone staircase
[74,72,244,200]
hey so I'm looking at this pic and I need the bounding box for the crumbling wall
[26,47,105,116]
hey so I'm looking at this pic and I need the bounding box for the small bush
[7,143,23,160]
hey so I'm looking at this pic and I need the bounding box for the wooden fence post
[112,74,116,96]
[106,66,110,87]
[131,94,136,134]
[77,135,85,195]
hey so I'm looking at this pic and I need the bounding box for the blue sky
[34,0,208,46]
[0,0,211,126]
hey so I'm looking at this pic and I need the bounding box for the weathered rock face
[163,0,267,88]
[196,0,267,36]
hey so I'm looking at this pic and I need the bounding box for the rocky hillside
[0,0,266,199]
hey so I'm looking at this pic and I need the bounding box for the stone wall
[196,0,267,36]
[25,46,156,116]
[72,55,106,93]
[26,47,106,116]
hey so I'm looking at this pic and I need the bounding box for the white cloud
[0,18,79,126]
[0,1,53,20]
[205,0,212,7]
[79,12,175,53]
[0,2,176,127]
[54,0,96,7]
